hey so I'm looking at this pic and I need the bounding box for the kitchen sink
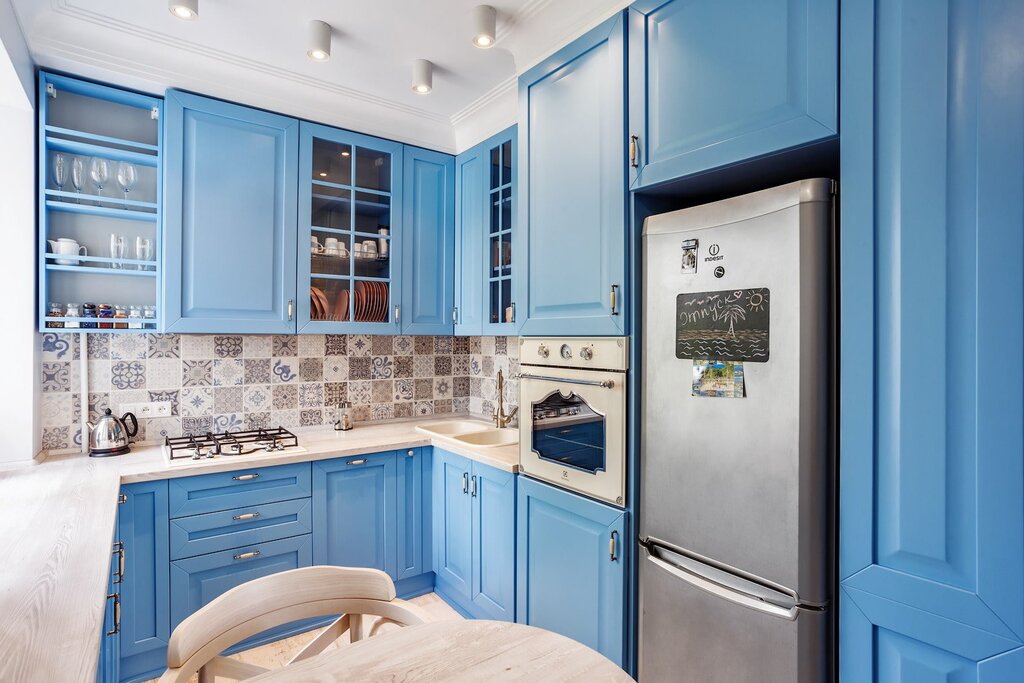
[415,420,492,438]
[416,420,519,448]
[448,429,519,448]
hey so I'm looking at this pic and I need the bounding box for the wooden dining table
[249,620,635,682]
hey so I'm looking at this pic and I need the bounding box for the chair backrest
[161,566,428,682]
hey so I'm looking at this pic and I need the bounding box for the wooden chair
[158,565,430,682]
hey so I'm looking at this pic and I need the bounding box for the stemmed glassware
[116,161,137,205]
[52,154,67,192]
[135,237,153,271]
[110,234,125,270]
[71,157,85,203]
[89,157,109,198]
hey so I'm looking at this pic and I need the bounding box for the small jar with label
[127,305,143,330]
[143,305,157,329]
[78,303,95,329]
[46,302,64,328]
[113,305,128,329]
[67,302,83,329]
[97,304,113,329]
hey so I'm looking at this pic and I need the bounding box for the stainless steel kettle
[87,409,139,457]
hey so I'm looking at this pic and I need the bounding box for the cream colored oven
[518,337,628,507]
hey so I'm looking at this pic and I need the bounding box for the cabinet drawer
[169,497,313,560]
[169,463,312,518]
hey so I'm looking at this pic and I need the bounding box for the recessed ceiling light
[307,20,332,61]
[471,5,496,48]
[412,59,433,95]
[169,0,198,20]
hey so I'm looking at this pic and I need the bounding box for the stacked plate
[354,280,389,322]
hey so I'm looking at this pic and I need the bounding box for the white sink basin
[416,420,519,448]
[449,429,519,448]
[415,420,491,438]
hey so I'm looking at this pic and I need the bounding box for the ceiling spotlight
[412,59,433,94]
[307,20,332,61]
[169,0,198,20]
[471,5,496,48]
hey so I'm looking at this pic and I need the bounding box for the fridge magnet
[692,360,746,398]
[675,288,770,362]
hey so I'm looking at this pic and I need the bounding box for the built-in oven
[518,337,628,507]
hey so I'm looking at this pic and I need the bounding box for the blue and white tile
[298,382,324,408]
[148,389,179,416]
[111,361,145,391]
[453,355,470,376]
[88,392,110,422]
[347,334,372,357]
[348,380,372,404]
[40,333,76,361]
[214,387,243,414]
[325,335,347,356]
[393,336,414,356]
[243,335,273,358]
[41,362,71,392]
[212,413,245,433]
[433,376,452,399]
[370,356,394,379]
[109,389,146,415]
[181,359,213,387]
[299,358,324,382]
[110,333,148,360]
[298,335,325,358]
[87,334,110,360]
[213,335,243,358]
[88,360,112,392]
[323,357,349,382]
[273,335,298,357]
[42,426,71,451]
[147,334,180,359]
[145,417,181,442]
[243,384,272,412]
[243,358,272,385]
[147,359,181,390]
[180,387,215,417]
[181,416,213,436]
[271,358,298,383]
[433,336,453,355]
[299,409,324,427]
[481,336,496,356]
[181,334,215,360]
[371,403,394,421]
[244,412,271,430]
[414,401,434,416]
[412,356,433,379]
[270,410,300,430]
[393,379,414,402]
[453,397,470,414]
[41,392,73,427]
[213,358,245,386]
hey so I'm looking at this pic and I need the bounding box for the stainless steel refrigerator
[639,179,834,681]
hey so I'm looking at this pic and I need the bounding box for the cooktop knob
[560,344,573,359]
[580,346,594,361]
[538,344,550,358]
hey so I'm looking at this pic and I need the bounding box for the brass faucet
[493,369,518,428]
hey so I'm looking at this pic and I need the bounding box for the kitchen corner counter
[0,416,518,683]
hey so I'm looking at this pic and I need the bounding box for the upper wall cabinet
[454,125,519,336]
[163,91,298,333]
[297,122,404,334]
[627,0,838,189]
[519,13,627,336]
[401,147,455,335]
[38,73,163,333]
[839,0,1024,677]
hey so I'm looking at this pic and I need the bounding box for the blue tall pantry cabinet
[839,0,1024,679]
[163,90,298,333]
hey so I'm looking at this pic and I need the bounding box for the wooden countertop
[0,417,519,683]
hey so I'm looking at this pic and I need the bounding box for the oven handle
[518,373,615,389]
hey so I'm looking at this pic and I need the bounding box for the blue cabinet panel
[163,90,298,333]
[518,13,627,336]
[627,0,837,189]
[98,533,120,683]
[516,477,624,666]
[397,448,427,580]
[839,0,1024,677]
[454,143,485,336]
[401,147,455,335]
[471,462,515,621]
[168,462,311,518]
[312,452,398,579]
[432,449,473,600]
[117,481,169,683]
[169,497,312,560]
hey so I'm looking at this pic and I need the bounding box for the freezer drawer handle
[609,530,618,561]
[644,546,798,621]
[519,373,614,389]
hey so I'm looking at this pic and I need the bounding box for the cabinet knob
[407,450,414,457]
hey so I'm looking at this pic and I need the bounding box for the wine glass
[110,234,125,270]
[52,154,67,193]
[89,157,109,197]
[71,157,85,203]
[116,161,137,205]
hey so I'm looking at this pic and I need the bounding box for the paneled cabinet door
[163,90,298,333]
[313,452,398,579]
[97,537,119,683]
[117,481,170,683]
[627,0,838,189]
[516,477,625,666]
[518,12,627,336]
[397,448,428,580]
[401,147,455,335]
[471,463,515,621]
[432,450,473,601]
[454,142,485,335]
[839,0,1024,679]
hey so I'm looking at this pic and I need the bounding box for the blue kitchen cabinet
[117,481,170,683]
[401,147,455,335]
[454,142,485,335]
[97,533,120,683]
[312,452,398,579]
[626,0,838,189]
[397,447,431,581]
[516,476,625,667]
[297,122,404,334]
[432,449,515,621]
[839,0,1024,679]
[518,13,627,336]
[163,90,298,333]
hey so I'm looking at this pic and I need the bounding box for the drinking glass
[135,237,153,271]
[52,154,67,192]
[89,157,110,197]
[109,234,125,269]
[71,157,85,202]
[116,161,137,205]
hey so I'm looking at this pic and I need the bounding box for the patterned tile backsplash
[39,332,519,452]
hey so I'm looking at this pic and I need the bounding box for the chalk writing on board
[675,288,770,362]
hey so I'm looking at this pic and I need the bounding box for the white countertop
[0,416,519,683]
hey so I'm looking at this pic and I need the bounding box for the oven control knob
[537,344,549,358]
[580,346,594,361]
[560,344,573,360]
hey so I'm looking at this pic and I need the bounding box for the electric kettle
[87,409,138,457]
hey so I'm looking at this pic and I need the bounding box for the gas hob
[163,427,304,461]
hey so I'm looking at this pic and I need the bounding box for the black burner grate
[164,427,299,460]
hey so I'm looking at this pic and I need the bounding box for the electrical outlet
[122,401,173,418]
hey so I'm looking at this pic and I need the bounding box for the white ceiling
[11,0,629,152]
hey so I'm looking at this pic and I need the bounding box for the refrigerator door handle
[643,543,799,621]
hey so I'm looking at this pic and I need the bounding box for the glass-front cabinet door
[298,122,403,333]
[486,130,517,333]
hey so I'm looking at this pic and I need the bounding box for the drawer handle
[559,429,573,434]
[609,530,619,562]
[234,550,261,561]
[111,541,125,585]
[232,512,260,521]
[348,459,367,466]
[232,473,260,481]
[105,593,120,636]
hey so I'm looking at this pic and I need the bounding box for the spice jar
[69,302,85,329]
[46,302,64,329]
[128,305,142,330]
[143,305,157,329]
[114,305,128,329]
[98,304,113,329]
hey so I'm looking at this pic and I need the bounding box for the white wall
[0,0,39,462]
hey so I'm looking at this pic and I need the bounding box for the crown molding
[449,74,515,127]
[495,0,554,43]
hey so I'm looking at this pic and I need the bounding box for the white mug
[324,237,340,250]
[48,238,87,266]
[310,236,325,254]
[363,240,378,257]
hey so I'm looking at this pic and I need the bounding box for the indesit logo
[705,243,724,262]
[709,244,720,256]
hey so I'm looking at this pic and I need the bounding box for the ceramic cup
[310,236,325,254]
[363,240,378,257]
[48,238,87,266]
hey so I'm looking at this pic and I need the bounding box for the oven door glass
[530,390,606,473]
